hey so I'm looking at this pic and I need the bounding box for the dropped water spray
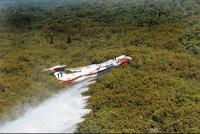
[0,79,96,133]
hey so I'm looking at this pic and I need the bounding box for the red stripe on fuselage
[58,67,113,84]
[59,76,82,84]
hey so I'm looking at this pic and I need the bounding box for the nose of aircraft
[119,56,132,65]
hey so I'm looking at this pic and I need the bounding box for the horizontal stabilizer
[43,65,66,72]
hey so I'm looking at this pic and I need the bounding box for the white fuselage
[58,59,118,84]
[48,55,132,84]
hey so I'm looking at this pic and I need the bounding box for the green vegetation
[0,0,200,132]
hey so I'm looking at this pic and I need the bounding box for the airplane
[43,55,132,84]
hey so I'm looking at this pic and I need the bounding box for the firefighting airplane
[43,55,132,84]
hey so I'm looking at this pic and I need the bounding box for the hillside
[0,0,200,133]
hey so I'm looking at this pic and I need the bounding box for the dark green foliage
[130,38,144,46]
[0,84,5,93]
[67,35,72,43]
[163,41,176,50]
[179,28,200,54]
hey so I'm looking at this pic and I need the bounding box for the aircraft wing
[66,64,97,72]
[66,66,87,72]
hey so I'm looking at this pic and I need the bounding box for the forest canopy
[0,0,200,133]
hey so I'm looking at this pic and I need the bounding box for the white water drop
[0,79,95,133]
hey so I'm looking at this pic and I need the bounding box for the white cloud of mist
[0,79,95,133]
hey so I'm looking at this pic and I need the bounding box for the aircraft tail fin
[43,65,66,80]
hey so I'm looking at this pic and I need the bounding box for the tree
[43,21,56,44]
[67,35,72,43]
